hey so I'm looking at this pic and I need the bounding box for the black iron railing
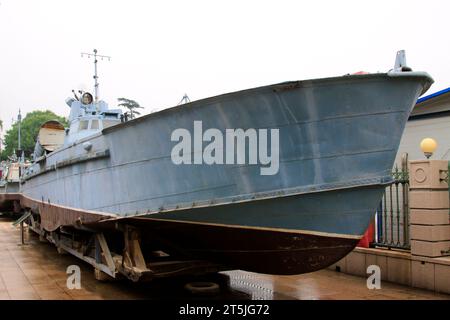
[373,159,410,250]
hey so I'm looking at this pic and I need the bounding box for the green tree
[0,118,3,158]
[1,110,68,160]
[117,97,143,120]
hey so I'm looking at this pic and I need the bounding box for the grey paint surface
[21,71,432,237]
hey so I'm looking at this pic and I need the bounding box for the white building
[395,87,450,164]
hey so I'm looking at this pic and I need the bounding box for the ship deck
[0,217,448,300]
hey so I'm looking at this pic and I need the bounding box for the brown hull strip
[15,195,358,275]
[19,195,111,231]
[126,218,359,275]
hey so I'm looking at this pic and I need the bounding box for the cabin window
[91,120,99,130]
[79,121,89,130]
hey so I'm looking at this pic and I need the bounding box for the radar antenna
[81,49,111,103]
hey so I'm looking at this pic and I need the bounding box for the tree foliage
[1,110,67,160]
[117,97,143,119]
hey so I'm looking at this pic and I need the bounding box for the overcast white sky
[0,0,449,134]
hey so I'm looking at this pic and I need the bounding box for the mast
[81,49,111,103]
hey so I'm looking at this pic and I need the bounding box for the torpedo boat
[17,51,433,278]
[0,158,22,213]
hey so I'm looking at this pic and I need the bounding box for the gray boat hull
[20,71,433,274]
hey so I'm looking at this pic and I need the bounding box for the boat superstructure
[64,92,123,145]
[0,160,20,193]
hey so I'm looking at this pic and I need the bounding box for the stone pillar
[409,160,450,292]
[409,160,450,257]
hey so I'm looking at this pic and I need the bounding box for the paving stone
[0,218,449,300]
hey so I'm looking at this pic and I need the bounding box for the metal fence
[372,155,410,250]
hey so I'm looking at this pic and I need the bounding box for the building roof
[417,87,450,104]
[410,86,450,119]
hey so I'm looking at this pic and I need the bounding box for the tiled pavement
[0,216,449,300]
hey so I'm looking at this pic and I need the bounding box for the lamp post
[420,138,437,159]
[17,109,21,153]
[17,109,24,176]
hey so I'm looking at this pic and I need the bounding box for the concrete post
[409,160,450,257]
[409,160,450,292]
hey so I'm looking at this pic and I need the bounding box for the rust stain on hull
[10,194,112,231]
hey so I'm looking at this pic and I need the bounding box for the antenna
[178,93,191,105]
[81,49,111,103]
